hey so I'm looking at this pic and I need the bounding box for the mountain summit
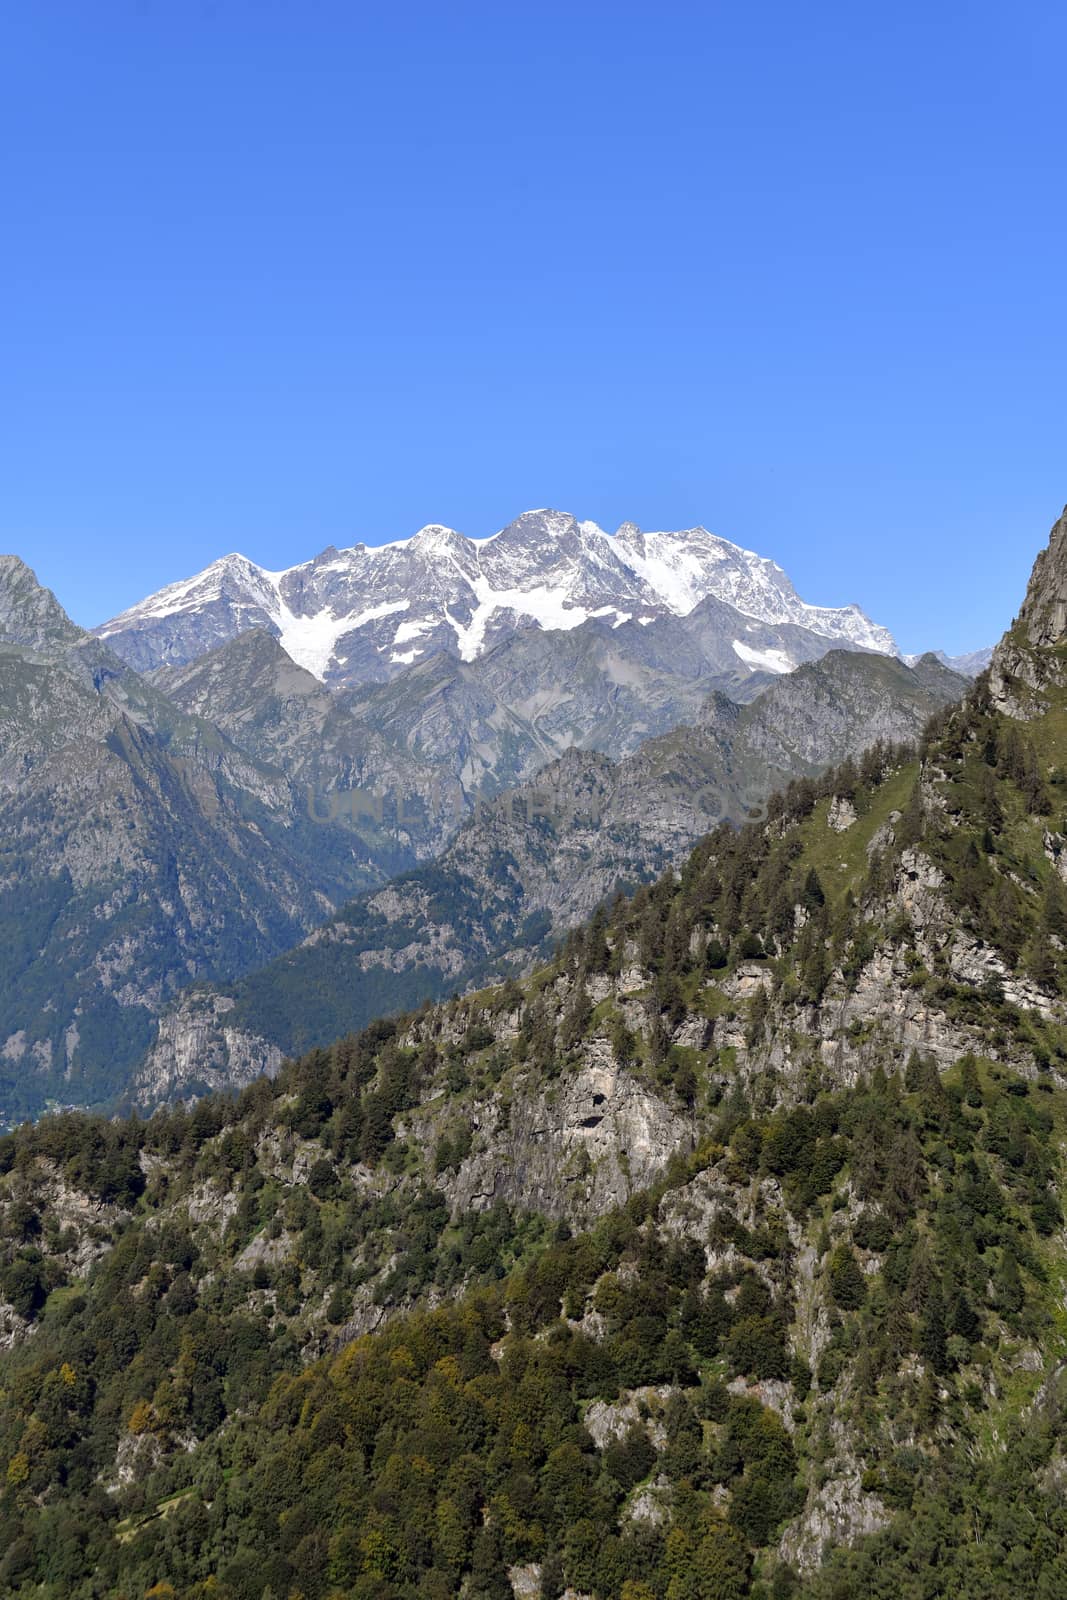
[94,510,897,687]
[0,555,84,656]
[1014,503,1067,648]
[990,504,1067,717]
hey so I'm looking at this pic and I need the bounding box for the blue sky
[3,1,1065,653]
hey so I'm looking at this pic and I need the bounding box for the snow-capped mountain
[95,509,897,687]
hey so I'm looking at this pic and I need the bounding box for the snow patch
[446,579,591,661]
[732,640,794,674]
[393,617,434,646]
[614,537,710,614]
[277,600,408,679]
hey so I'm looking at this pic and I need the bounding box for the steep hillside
[0,1050,1061,1599]
[153,629,466,862]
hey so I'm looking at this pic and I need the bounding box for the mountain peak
[93,511,898,686]
[0,554,84,655]
[409,523,465,550]
[1014,504,1067,649]
[987,504,1067,719]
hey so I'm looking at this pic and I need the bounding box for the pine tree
[995,1249,1024,1316]
[828,1244,867,1310]
[1022,742,1052,815]
[959,1053,982,1107]
[919,1285,948,1374]
[977,764,1003,831]
[898,779,925,847]
[746,986,770,1048]
[1043,873,1067,938]
[998,724,1026,785]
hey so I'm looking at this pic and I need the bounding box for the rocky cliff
[989,504,1067,717]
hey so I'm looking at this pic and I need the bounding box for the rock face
[584,1387,674,1451]
[990,506,1067,717]
[777,1461,890,1572]
[0,556,83,655]
[94,508,897,688]
[1012,505,1067,648]
[154,629,467,862]
[426,1050,693,1227]
[136,996,285,1103]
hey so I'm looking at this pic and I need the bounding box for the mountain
[334,592,894,797]
[0,554,84,656]
[150,582,910,822]
[2,506,1067,1599]
[135,649,966,1103]
[152,629,467,860]
[905,645,993,677]
[989,503,1067,719]
[0,540,915,1123]
[0,566,460,1124]
[95,509,897,689]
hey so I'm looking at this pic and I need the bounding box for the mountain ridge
[93,509,897,687]
[133,647,966,1104]
[1,504,1067,1598]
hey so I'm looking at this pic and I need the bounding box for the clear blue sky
[3,1,1065,653]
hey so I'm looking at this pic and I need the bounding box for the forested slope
[2,512,1067,1597]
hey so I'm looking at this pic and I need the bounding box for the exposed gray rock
[123,994,284,1107]
[777,1466,890,1573]
[429,1053,692,1227]
[1010,505,1067,649]
[584,1387,674,1451]
[990,507,1067,717]
[94,508,896,688]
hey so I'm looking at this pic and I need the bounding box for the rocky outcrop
[990,506,1067,717]
[777,1461,890,1573]
[420,1048,692,1227]
[1012,505,1067,649]
[584,1386,674,1450]
[135,996,285,1104]
[0,556,84,657]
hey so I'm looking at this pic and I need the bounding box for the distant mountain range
[95,509,899,687]
[0,515,983,1121]
[906,645,993,676]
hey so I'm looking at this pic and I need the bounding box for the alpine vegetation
[0,508,1066,1599]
